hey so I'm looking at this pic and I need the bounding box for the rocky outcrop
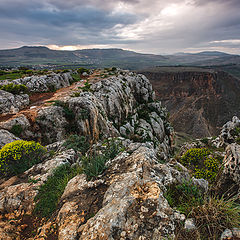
[0,71,172,155]
[140,69,240,138]
[0,129,20,148]
[216,116,240,147]
[217,143,240,197]
[0,90,29,114]
[0,69,178,239]
[0,72,73,93]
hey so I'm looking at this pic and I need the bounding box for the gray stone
[0,129,20,148]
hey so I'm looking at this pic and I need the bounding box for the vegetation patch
[77,67,90,75]
[0,140,46,176]
[79,80,93,92]
[81,138,123,179]
[164,181,203,215]
[0,83,28,94]
[180,148,222,183]
[63,135,90,155]
[190,196,240,239]
[10,124,23,137]
[34,164,82,218]
[70,73,81,83]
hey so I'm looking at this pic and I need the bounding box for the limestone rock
[218,116,240,147]
[221,228,240,240]
[1,72,72,93]
[217,143,240,197]
[44,143,192,240]
[0,129,20,148]
[0,90,29,114]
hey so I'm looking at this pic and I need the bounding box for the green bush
[164,181,203,215]
[181,148,210,167]
[10,124,23,137]
[34,164,82,218]
[0,140,46,176]
[0,83,28,94]
[70,73,81,83]
[79,80,92,92]
[77,67,89,75]
[180,148,221,183]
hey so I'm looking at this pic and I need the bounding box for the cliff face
[140,70,240,137]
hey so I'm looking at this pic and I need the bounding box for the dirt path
[0,70,102,123]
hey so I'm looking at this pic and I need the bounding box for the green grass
[164,181,204,215]
[34,164,82,218]
[0,72,24,81]
[81,138,124,179]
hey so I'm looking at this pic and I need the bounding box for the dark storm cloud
[0,0,239,53]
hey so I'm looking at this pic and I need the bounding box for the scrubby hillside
[0,68,239,240]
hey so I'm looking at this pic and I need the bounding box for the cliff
[140,68,240,138]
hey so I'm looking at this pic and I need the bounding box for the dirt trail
[0,70,102,124]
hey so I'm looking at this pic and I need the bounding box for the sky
[0,0,240,54]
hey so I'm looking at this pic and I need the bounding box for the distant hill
[0,46,239,74]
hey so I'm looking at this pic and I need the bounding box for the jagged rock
[36,143,193,240]
[0,129,20,148]
[35,106,68,144]
[217,143,240,197]
[67,92,119,141]
[0,90,29,114]
[0,114,30,133]
[0,72,72,93]
[218,116,240,147]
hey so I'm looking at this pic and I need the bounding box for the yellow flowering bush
[181,148,210,167]
[0,140,46,176]
[181,148,221,183]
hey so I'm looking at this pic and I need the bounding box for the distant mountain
[0,46,168,69]
[0,46,239,72]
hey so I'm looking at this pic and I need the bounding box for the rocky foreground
[0,69,239,239]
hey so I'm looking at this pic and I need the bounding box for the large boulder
[0,90,29,114]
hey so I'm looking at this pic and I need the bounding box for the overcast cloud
[0,0,240,54]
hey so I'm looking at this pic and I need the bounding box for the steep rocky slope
[140,67,240,138]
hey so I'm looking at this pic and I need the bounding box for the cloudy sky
[0,0,240,54]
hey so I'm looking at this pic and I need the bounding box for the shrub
[190,196,240,239]
[164,181,203,215]
[10,124,23,137]
[180,148,221,183]
[181,148,210,167]
[0,140,46,176]
[77,67,89,75]
[34,164,82,218]
[70,73,81,83]
[194,156,219,182]
[63,135,90,155]
[79,80,92,92]
[0,83,28,94]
